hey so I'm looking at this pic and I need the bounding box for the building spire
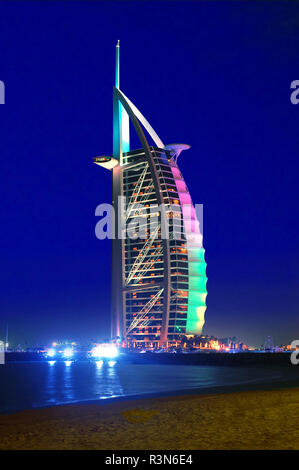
[113,40,130,158]
[115,40,120,89]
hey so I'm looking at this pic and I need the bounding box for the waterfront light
[64,361,72,367]
[48,361,56,366]
[108,360,116,367]
[47,348,56,358]
[63,348,73,358]
[96,360,103,368]
[91,344,118,359]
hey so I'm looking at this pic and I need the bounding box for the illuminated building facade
[94,42,207,346]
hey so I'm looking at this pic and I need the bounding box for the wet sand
[0,387,299,450]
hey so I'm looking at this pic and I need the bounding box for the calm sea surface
[0,361,298,414]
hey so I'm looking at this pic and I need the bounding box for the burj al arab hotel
[94,42,207,347]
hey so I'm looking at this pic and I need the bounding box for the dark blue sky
[0,1,298,347]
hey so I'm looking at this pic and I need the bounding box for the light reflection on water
[63,361,74,401]
[0,360,297,414]
[93,359,124,399]
[46,359,57,404]
[45,360,125,406]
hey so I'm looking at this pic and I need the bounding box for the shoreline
[1,384,299,449]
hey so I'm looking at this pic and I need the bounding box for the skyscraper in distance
[94,42,207,347]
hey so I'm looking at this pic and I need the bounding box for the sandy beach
[0,387,299,450]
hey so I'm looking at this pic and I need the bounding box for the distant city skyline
[0,1,298,348]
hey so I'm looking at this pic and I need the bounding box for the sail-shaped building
[94,42,207,347]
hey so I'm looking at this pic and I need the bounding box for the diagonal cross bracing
[126,224,160,284]
[140,290,179,328]
[131,246,162,285]
[127,288,164,334]
[126,163,149,221]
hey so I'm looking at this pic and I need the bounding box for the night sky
[0,1,298,348]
